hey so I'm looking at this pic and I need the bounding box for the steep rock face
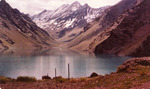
[0,0,55,52]
[66,0,138,54]
[31,1,108,39]
[94,0,150,57]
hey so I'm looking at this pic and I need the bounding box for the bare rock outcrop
[117,57,150,72]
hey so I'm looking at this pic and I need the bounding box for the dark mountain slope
[66,0,138,54]
[95,0,150,57]
[0,0,56,52]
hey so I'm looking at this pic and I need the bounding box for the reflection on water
[0,48,81,56]
[0,48,130,79]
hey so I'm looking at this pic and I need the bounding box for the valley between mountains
[32,0,150,57]
[0,0,150,57]
[1,0,150,88]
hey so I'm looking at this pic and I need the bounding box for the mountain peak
[0,0,8,5]
[71,1,81,6]
[57,4,69,10]
[70,1,81,11]
[1,0,6,2]
[0,0,7,4]
[0,0,11,9]
[83,3,90,8]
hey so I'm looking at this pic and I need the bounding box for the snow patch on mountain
[31,1,109,38]
[65,19,76,28]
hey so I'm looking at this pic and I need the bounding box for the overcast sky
[5,0,121,15]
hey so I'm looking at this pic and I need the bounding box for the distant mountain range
[64,0,139,54]
[1,0,150,57]
[32,0,149,57]
[31,1,109,39]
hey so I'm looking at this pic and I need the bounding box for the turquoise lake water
[0,49,130,79]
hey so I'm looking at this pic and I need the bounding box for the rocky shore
[0,57,150,89]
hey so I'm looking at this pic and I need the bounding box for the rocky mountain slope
[31,1,108,39]
[65,0,139,54]
[94,0,150,57]
[0,0,56,53]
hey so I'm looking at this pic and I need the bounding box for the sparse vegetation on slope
[17,76,37,82]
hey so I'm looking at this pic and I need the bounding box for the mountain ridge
[94,0,150,57]
[31,1,109,39]
[0,0,56,53]
[65,0,139,55]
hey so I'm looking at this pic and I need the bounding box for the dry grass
[16,76,37,82]
[69,78,77,83]
[53,76,68,83]
[0,65,150,89]
[82,65,150,89]
[80,78,87,82]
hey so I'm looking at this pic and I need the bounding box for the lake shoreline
[1,57,150,89]
[0,53,129,79]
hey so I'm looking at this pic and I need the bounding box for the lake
[0,48,130,79]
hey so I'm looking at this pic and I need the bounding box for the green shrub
[90,72,99,77]
[0,77,10,84]
[42,75,51,80]
[17,76,37,82]
[53,76,67,83]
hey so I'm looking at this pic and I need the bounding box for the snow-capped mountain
[31,1,109,38]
